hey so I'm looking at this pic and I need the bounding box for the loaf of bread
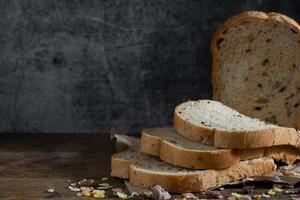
[140,127,300,169]
[111,151,276,192]
[174,100,300,149]
[211,11,300,128]
[110,11,300,193]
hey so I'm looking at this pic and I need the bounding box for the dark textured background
[0,0,300,133]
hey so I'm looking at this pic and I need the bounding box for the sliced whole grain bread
[211,11,300,128]
[140,127,300,169]
[174,100,300,149]
[111,151,276,192]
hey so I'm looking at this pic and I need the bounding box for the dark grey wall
[0,0,300,133]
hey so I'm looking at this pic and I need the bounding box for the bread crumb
[81,188,92,197]
[47,188,55,193]
[92,189,105,198]
[117,192,129,199]
[267,189,276,195]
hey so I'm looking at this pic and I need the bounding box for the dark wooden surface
[0,134,297,199]
[0,133,123,200]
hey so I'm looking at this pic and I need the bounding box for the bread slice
[141,127,240,169]
[211,11,300,129]
[111,151,276,192]
[140,127,300,169]
[174,100,300,149]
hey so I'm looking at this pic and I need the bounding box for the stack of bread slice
[111,11,300,193]
[111,100,300,192]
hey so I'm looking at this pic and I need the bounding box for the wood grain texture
[0,133,121,199]
[0,134,298,199]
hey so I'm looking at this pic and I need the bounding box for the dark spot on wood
[245,49,251,53]
[297,87,300,91]
[262,59,269,66]
[287,111,293,117]
[151,144,155,147]
[249,67,253,70]
[244,76,248,81]
[294,103,299,108]
[290,28,297,34]
[217,38,224,49]
[255,106,262,110]
[278,86,286,92]
[45,191,61,198]
[266,38,271,43]
[285,101,289,105]
[293,64,296,69]
[257,84,262,88]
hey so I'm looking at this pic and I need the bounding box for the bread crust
[140,131,161,156]
[141,128,240,169]
[111,153,276,193]
[211,11,300,128]
[111,156,132,179]
[174,102,300,149]
[214,127,300,149]
[141,128,300,168]
[264,145,300,165]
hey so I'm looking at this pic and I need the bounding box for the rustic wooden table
[0,134,296,199]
